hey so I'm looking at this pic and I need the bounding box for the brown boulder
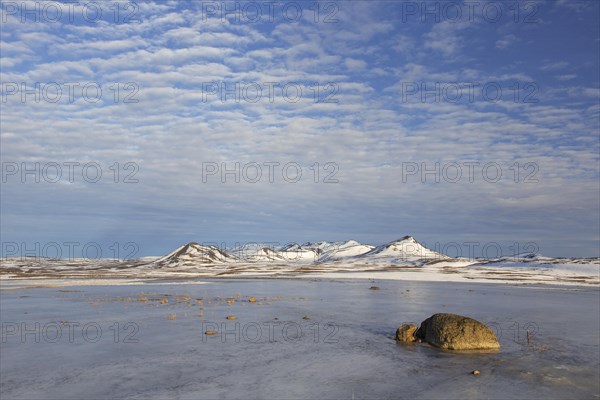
[415,313,500,351]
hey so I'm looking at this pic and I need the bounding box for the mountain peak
[383,236,416,247]
[364,236,446,260]
[153,241,235,267]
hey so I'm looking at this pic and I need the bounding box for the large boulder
[415,313,500,351]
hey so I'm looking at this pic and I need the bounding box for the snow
[1,236,598,286]
[361,236,448,261]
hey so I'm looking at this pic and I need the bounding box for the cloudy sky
[1,0,599,258]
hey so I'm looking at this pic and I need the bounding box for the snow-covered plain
[1,236,598,287]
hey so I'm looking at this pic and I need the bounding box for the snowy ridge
[359,236,448,262]
[230,244,289,263]
[152,240,374,267]
[317,240,376,261]
[148,236,450,268]
[152,241,333,266]
[151,242,237,268]
[80,237,600,269]
[114,236,600,286]
[2,236,598,285]
[279,240,375,262]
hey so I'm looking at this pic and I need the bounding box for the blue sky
[1,0,599,258]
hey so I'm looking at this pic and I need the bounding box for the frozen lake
[1,278,599,399]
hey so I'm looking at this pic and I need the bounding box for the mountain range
[148,236,450,268]
[2,235,598,285]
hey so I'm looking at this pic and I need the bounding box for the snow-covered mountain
[314,240,375,261]
[272,240,373,262]
[147,241,592,269]
[2,236,598,285]
[357,236,448,262]
[147,237,448,268]
[230,244,289,262]
[151,242,237,268]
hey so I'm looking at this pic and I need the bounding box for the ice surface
[1,279,598,399]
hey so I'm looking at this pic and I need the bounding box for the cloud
[557,74,577,81]
[423,21,472,57]
[540,61,569,71]
[496,34,517,49]
[344,58,367,70]
[392,35,415,54]
[1,0,598,257]
[554,0,590,12]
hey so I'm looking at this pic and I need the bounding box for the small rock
[302,315,310,320]
[472,370,481,375]
[159,298,168,304]
[369,286,380,290]
[395,323,418,342]
[226,315,236,320]
[248,296,257,303]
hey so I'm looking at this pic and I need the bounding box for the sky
[1,0,599,259]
